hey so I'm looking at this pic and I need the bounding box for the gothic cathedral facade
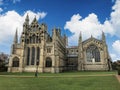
[8,15,112,73]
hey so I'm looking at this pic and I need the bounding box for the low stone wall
[84,64,108,70]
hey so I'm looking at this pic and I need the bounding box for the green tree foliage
[0,52,9,72]
[112,60,120,70]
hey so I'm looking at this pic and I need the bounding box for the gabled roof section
[82,36,102,45]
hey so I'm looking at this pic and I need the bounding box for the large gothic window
[36,47,40,65]
[31,47,35,65]
[86,44,100,62]
[45,57,52,67]
[27,47,30,65]
[12,57,19,67]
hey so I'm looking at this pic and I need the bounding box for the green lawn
[0,71,120,90]
[0,71,117,76]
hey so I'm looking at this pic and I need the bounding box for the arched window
[86,44,100,62]
[31,47,35,65]
[27,47,30,65]
[45,57,52,67]
[12,57,19,67]
[36,47,40,65]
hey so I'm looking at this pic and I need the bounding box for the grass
[0,71,120,90]
[0,71,117,76]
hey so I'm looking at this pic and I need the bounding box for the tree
[116,60,120,75]
[112,61,117,70]
[0,52,9,72]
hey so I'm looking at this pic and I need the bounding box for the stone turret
[79,31,82,44]
[23,14,29,32]
[102,31,106,44]
[63,34,68,46]
[25,14,29,25]
[78,31,84,71]
[52,27,57,40]
[13,29,18,44]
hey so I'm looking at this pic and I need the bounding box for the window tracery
[86,44,100,62]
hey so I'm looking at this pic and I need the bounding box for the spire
[79,31,82,43]
[33,16,37,22]
[25,13,29,23]
[13,28,18,44]
[91,35,93,38]
[102,31,106,42]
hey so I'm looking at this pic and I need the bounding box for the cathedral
[8,15,112,73]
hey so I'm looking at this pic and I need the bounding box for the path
[116,75,120,83]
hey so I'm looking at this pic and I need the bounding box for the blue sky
[0,0,120,61]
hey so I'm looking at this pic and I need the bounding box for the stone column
[51,55,56,73]
[55,56,60,73]
[39,47,44,73]
[29,47,32,65]
[35,47,37,65]
[8,57,13,72]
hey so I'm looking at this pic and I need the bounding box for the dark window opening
[12,57,19,67]
[27,47,30,65]
[45,57,52,67]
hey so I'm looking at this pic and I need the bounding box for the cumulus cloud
[111,40,120,61]
[0,10,47,45]
[110,0,120,37]
[64,13,102,45]
[64,0,120,45]
[110,53,120,61]
[112,40,120,54]
[64,0,120,61]
[23,10,47,24]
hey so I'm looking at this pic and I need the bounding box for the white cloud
[64,0,120,61]
[112,40,120,54]
[64,0,120,44]
[110,0,120,37]
[111,39,120,61]
[23,10,47,24]
[0,10,47,45]
[0,8,3,12]
[64,13,102,45]
[110,53,120,61]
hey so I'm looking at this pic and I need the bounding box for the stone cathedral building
[8,15,112,73]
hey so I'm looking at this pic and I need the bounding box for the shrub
[117,66,120,75]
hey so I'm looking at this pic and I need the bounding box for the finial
[25,13,29,21]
